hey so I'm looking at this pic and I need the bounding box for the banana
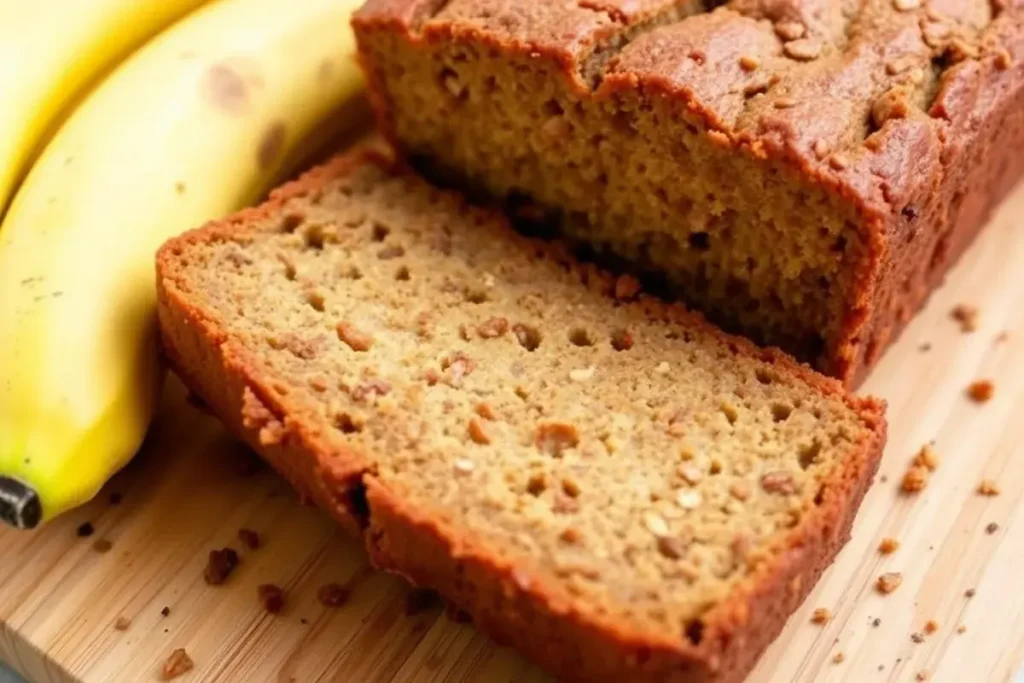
[0,0,210,218]
[0,0,366,528]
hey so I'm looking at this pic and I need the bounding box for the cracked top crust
[354,0,1022,217]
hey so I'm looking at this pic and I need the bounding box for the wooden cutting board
[1,179,1021,683]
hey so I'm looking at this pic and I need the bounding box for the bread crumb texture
[353,0,1024,384]
[159,155,884,657]
[878,537,899,554]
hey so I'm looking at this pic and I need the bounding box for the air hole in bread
[341,265,363,280]
[688,232,710,251]
[304,225,325,250]
[569,328,594,347]
[514,324,541,351]
[281,212,304,233]
[372,223,390,242]
[814,486,826,506]
[335,412,363,434]
[610,329,633,351]
[305,290,326,313]
[395,265,411,281]
[344,481,370,530]
[799,440,822,470]
[526,473,547,496]
[282,262,297,281]
[771,403,792,422]
[684,619,705,646]
[465,288,489,304]
[561,479,581,498]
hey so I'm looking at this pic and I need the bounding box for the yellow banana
[0,0,210,218]
[0,0,366,528]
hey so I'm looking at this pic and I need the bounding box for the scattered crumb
[957,624,967,634]
[404,588,441,616]
[877,572,903,594]
[445,602,473,623]
[832,652,845,664]
[317,583,349,608]
[878,538,900,554]
[878,664,885,671]
[76,522,94,538]
[92,538,113,553]
[918,342,932,352]
[966,380,994,403]
[977,479,1000,496]
[114,616,132,631]
[109,492,123,505]
[872,617,882,627]
[986,522,999,534]
[238,528,261,550]
[924,619,939,634]
[300,618,309,625]
[995,331,1010,343]
[811,608,831,624]
[965,588,976,598]
[161,648,194,680]
[911,632,925,643]
[161,606,170,617]
[913,443,939,471]
[951,304,979,332]
[879,474,888,483]
[204,547,240,585]
[917,671,930,681]
[258,584,285,614]
[901,465,929,493]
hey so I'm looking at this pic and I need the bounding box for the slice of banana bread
[352,0,1024,386]
[155,149,886,683]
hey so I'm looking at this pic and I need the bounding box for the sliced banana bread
[352,0,1024,386]
[155,149,886,683]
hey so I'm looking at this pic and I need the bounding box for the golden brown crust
[156,149,886,683]
[352,0,1024,387]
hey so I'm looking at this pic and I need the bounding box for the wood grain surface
[0,181,1021,683]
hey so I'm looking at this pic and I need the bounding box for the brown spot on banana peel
[258,122,287,169]
[204,64,249,114]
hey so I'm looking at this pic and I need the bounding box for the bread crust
[352,0,1024,387]
[156,149,886,683]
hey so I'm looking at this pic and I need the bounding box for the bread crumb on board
[204,548,239,585]
[238,528,261,550]
[113,616,132,631]
[917,670,930,681]
[811,607,831,624]
[317,583,350,608]
[901,465,929,493]
[161,648,194,680]
[258,584,285,614]
[878,538,900,554]
[913,444,939,471]
[966,380,994,403]
[877,572,903,594]
[924,619,939,634]
[986,522,1000,535]
[76,522,94,538]
[832,652,845,664]
[911,632,925,644]
[977,479,1001,496]
[957,624,968,634]
[951,304,979,332]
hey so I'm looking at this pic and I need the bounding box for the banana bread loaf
[352,0,1024,386]
[156,149,886,683]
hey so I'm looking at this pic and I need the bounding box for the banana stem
[0,476,42,529]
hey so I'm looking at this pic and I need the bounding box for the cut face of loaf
[352,0,1024,386]
[156,150,886,683]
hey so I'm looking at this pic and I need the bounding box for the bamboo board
[0,181,1021,683]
